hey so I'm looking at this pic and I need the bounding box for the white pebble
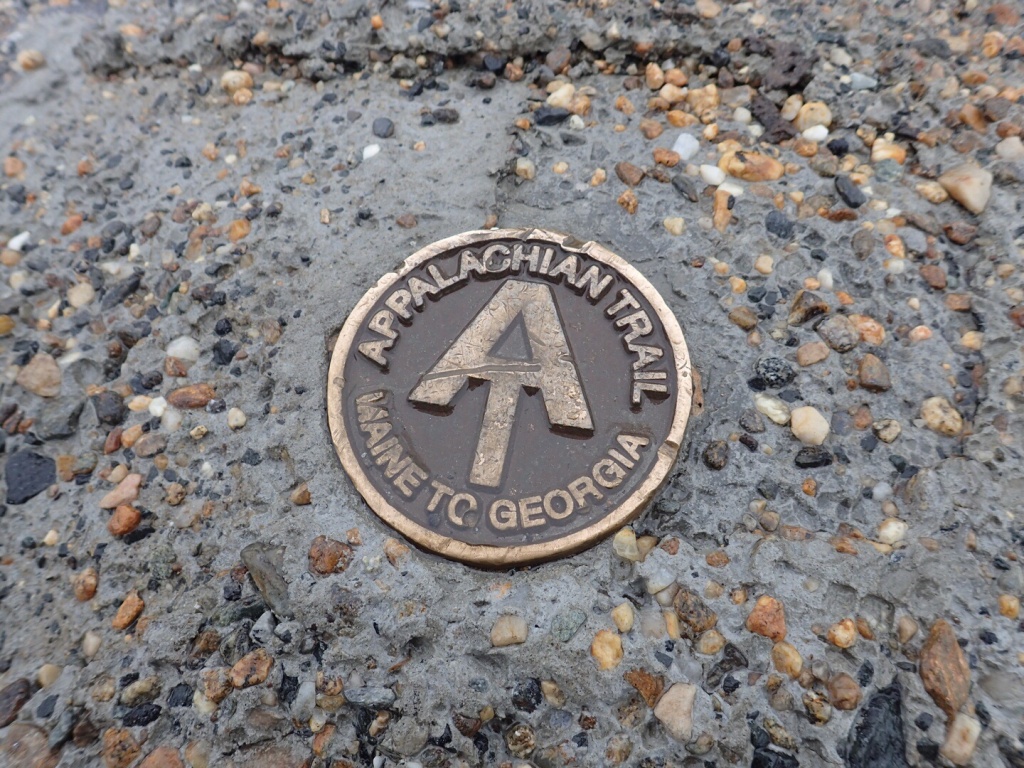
[877,518,908,545]
[82,631,102,658]
[733,107,752,124]
[200,461,215,480]
[362,144,381,160]
[816,269,833,291]
[802,125,829,142]
[166,336,200,362]
[672,133,700,161]
[7,231,30,252]
[719,181,744,197]
[995,136,1024,161]
[645,568,676,595]
[192,690,217,715]
[67,282,96,308]
[148,396,167,417]
[872,482,893,500]
[830,47,853,67]
[849,73,878,91]
[755,393,790,425]
[567,114,585,131]
[161,406,183,432]
[227,407,247,430]
[699,164,726,186]
[42,529,59,546]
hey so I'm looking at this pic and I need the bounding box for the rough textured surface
[0,0,1022,766]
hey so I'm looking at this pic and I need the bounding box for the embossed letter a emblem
[409,279,593,487]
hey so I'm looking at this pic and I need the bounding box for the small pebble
[38,664,62,688]
[877,518,908,545]
[653,683,696,741]
[920,397,964,436]
[790,406,830,445]
[371,117,395,139]
[220,70,253,95]
[17,49,46,70]
[227,407,247,429]
[672,134,700,161]
[699,164,726,186]
[794,101,832,131]
[827,618,857,648]
[663,217,685,235]
[938,164,993,215]
[514,158,536,180]
[755,393,790,425]
[590,630,623,670]
[491,616,528,647]
[802,125,828,142]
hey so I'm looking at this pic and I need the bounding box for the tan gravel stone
[112,590,144,630]
[17,49,46,70]
[139,746,184,768]
[790,406,830,446]
[796,341,829,366]
[653,683,697,741]
[999,594,1020,620]
[37,664,61,687]
[940,713,981,765]
[100,473,142,509]
[290,482,311,505]
[591,629,624,670]
[727,306,760,333]
[921,396,964,436]
[615,162,645,186]
[308,536,354,575]
[920,619,970,718]
[16,353,61,397]
[673,589,718,639]
[220,70,254,95]
[611,602,634,633]
[746,595,786,641]
[939,164,993,214]
[858,353,891,392]
[384,538,410,566]
[794,101,832,132]
[107,505,141,537]
[74,567,98,601]
[771,642,802,677]
[718,150,784,181]
[897,616,919,643]
[199,668,232,704]
[167,383,216,409]
[827,618,857,648]
[827,673,862,710]
[102,728,140,768]
[624,668,664,707]
[490,615,528,647]
[229,648,273,688]
[696,630,725,655]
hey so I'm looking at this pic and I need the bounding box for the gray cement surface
[1,0,1022,766]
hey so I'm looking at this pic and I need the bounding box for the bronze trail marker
[327,229,692,566]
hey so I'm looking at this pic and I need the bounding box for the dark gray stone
[5,452,55,504]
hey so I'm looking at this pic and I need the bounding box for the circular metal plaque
[327,229,691,566]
